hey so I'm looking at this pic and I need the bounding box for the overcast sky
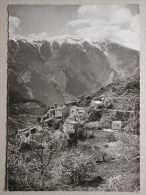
[9,4,140,50]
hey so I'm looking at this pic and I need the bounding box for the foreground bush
[7,134,67,191]
[50,149,96,186]
[106,133,117,142]
[118,132,140,163]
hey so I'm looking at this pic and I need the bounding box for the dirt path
[102,129,119,132]
[106,109,135,113]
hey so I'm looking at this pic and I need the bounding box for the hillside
[92,73,139,110]
[7,73,140,191]
[92,74,139,133]
[8,36,139,106]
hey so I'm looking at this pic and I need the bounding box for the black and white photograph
[7,4,140,191]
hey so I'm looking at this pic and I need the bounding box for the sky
[9,4,140,50]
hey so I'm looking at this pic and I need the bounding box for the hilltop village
[14,73,140,148]
[7,74,140,191]
[16,93,121,145]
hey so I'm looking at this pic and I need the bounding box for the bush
[88,110,102,122]
[106,133,117,142]
[77,128,87,141]
[50,150,96,186]
[87,132,95,139]
[7,143,40,190]
[124,111,140,135]
[37,116,41,123]
[67,127,88,147]
[107,103,114,109]
[7,133,67,191]
[82,100,91,107]
[84,121,100,130]
[118,132,140,163]
[68,132,78,147]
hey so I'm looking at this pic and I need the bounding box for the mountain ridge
[8,36,139,106]
[9,34,140,51]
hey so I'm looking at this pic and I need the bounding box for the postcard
[0,0,146,194]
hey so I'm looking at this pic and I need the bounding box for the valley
[7,73,140,191]
[8,36,139,105]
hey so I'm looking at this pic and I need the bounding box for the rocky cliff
[8,36,139,106]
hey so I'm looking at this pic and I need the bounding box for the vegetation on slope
[7,74,140,191]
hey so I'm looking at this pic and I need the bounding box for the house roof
[65,120,77,124]
[112,121,122,124]
[93,100,102,104]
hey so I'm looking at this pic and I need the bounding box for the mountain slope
[8,36,139,106]
[91,73,140,132]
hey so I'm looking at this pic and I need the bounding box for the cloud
[66,19,90,27]
[28,32,48,40]
[9,15,21,35]
[65,5,140,50]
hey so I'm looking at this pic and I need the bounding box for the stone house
[55,107,63,118]
[69,106,86,123]
[70,106,78,116]
[63,115,77,134]
[112,121,122,130]
[16,126,42,143]
[91,100,103,109]
[55,105,70,118]
[63,121,77,134]
[76,107,86,123]
[48,109,55,117]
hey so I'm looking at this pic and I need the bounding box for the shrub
[118,132,140,163]
[107,103,114,109]
[83,100,91,107]
[106,175,125,191]
[7,143,40,190]
[104,144,109,148]
[77,128,87,141]
[7,133,67,191]
[86,130,95,139]
[88,110,102,122]
[50,149,96,186]
[106,133,117,142]
[104,132,140,192]
[68,132,78,147]
[124,111,140,135]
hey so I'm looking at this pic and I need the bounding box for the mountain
[91,73,140,133]
[8,35,139,106]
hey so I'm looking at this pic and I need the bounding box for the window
[25,132,29,137]
[31,128,36,134]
